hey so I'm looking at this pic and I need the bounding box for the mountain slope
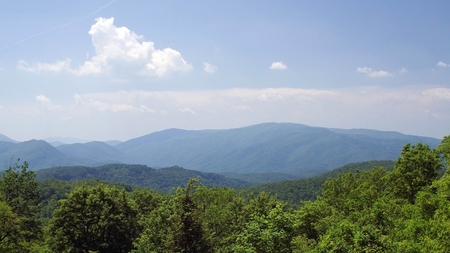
[57,141,127,164]
[0,133,17,143]
[116,123,440,177]
[0,140,95,170]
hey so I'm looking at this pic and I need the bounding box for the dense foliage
[0,136,449,252]
[241,160,395,206]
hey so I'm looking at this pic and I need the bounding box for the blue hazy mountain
[0,123,441,176]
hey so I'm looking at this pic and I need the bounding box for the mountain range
[0,123,441,177]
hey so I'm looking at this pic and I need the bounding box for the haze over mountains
[0,123,440,177]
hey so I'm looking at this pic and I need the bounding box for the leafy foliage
[37,177,134,219]
[0,160,42,252]
[241,160,395,206]
[48,184,139,253]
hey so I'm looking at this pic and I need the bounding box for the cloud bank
[6,85,446,140]
[18,17,192,77]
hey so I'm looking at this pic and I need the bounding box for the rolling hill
[0,140,121,170]
[35,164,250,191]
[56,141,128,164]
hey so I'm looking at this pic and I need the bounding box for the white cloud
[437,61,448,67]
[357,67,392,77]
[18,59,72,73]
[179,107,196,115]
[19,17,192,77]
[203,62,218,73]
[399,67,408,74]
[269,61,287,70]
[36,95,62,111]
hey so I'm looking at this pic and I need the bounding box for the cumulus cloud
[36,95,62,111]
[203,62,218,73]
[437,61,448,67]
[269,61,287,70]
[357,67,392,77]
[19,17,192,77]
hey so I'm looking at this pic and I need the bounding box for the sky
[1,0,449,141]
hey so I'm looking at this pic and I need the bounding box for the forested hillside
[35,164,250,191]
[0,140,93,169]
[241,160,395,205]
[116,123,439,176]
[1,136,449,252]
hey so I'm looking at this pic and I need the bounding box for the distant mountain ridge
[0,123,442,176]
[0,133,17,143]
[115,123,439,176]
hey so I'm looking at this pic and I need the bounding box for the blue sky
[1,0,449,141]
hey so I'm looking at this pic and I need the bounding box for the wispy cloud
[36,95,62,111]
[203,62,218,73]
[269,61,287,70]
[18,17,192,77]
[399,67,408,74]
[357,67,392,77]
[1,0,119,52]
[19,59,72,73]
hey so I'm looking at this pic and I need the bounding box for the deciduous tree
[48,184,139,253]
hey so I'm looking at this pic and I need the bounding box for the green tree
[232,203,293,253]
[389,143,442,203]
[193,186,246,252]
[167,178,210,253]
[0,198,24,252]
[439,135,450,168]
[132,192,174,253]
[48,184,139,253]
[0,160,41,242]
